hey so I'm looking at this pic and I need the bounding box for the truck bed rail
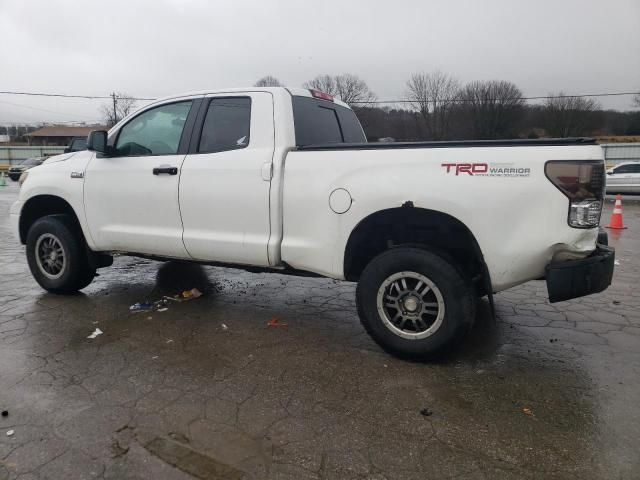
[297,137,597,151]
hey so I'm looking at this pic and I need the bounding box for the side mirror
[87,130,109,154]
[606,171,612,175]
[63,147,71,153]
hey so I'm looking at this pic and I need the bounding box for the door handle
[153,166,178,175]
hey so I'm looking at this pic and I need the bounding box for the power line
[0,99,101,120]
[0,90,155,101]
[351,91,640,104]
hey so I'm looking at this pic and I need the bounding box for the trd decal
[441,163,530,177]
[441,163,488,175]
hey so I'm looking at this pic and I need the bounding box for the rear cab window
[292,96,365,146]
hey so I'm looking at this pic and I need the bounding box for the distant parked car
[606,162,640,194]
[64,136,87,153]
[8,157,45,181]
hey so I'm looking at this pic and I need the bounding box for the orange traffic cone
[606,194,627,229]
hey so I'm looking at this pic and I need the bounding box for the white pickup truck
[11,87,614,359]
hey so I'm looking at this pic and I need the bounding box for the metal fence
[0,146,67,167]
[601,143,640,167]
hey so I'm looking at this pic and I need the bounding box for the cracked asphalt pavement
[1,183,639,479]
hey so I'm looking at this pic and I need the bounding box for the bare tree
[458,80,525,139]
[542,92,601,137]
[254,76,282,87]
[100,92,136,127]
[303,74,376,106]
[405,71,460,140]
[304,74,336,94]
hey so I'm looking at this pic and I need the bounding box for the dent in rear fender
[549,228,599,262]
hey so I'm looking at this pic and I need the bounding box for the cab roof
[149,87,351,109]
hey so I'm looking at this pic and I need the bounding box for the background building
[25,125,102,146]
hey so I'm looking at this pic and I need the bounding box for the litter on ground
[181,288,202,300]
[87,328,103,339]
[130,302,154,312]
[6,430,14,437]
[130,288,203,313]
[614,260,620,266]
[267,317,288,328]
[522,406,535,417]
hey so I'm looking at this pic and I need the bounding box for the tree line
[255,74,640,141]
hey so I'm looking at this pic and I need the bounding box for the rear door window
[198,97,251,153]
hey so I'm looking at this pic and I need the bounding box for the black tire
[356,247,475,360]
[26,215,96,294]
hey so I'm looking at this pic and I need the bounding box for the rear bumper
[546,244,615,303]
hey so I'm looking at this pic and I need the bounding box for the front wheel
[26,215,96,294]
[356,247,475,360]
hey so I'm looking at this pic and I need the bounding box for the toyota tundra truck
[10,87,615,359]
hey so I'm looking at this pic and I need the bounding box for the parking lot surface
[1,184,639,480]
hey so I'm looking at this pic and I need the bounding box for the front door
[179,93,274,265]
[84,99,197,257]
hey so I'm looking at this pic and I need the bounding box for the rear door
[178,92,274,265]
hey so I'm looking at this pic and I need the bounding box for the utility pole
[111,92,118,124]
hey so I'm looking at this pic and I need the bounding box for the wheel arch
[19,195,82,245]
[343,206,492,296]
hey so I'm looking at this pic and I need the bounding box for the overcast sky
[1,0,639,124]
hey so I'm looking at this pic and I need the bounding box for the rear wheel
[26,215,96,294]
[356,247,475,360]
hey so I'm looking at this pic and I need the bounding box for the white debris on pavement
[6,430,14,436]
[221,324,229,331]
[87,328,103,339]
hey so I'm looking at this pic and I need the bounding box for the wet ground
[1,183,639,480]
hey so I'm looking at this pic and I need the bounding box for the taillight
[545,160,605,228]
[310,89,334,102]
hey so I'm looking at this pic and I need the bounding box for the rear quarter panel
[281,145,603,291]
